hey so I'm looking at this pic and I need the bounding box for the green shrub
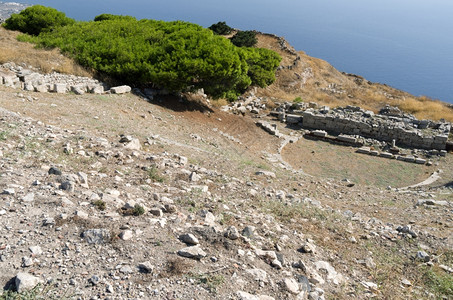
[93,200,106,211]
[422,267,453,297]
[294,96,303,103]
[132,204,145,216]
[240,47,281,87]
[230,30,258,47]
[16,11,280,99]
[3,5,75,35]
[148,166,165,183]
[208,21,233,35]
[94,14,136,22]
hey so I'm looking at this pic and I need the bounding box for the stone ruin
[274,102,451,151]
[0,62,134,95]
[0,62,108,94]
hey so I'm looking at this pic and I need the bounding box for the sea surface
[6,0,453,103]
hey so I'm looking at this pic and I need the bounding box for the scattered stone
[439,264,453,274]
[361,281,378,291]
[138,261,154,274]
[164,204,177,213]
[177,245,207,260]
[189,171,201,182]
[89,275,100,285]
[198,210,215,225]
[237,291,275,300]
[110,85,131,94]
[179,233,199,245]
[60,181,75,192]
[246,268,268,282]
[75,210,88,219]
[22,256,33,267]
[77,172,89,188]
[282,278,299,294]
[123,138,142,151]
[149,207,163,217]
[119,265,133,274]
[416,199,449,207]
[224,226,240,240]
[119,230,133,241]
[22,193,35,202]
[15,272,42,292]
[48,166,62,175]
[397,225,418,238]
[82,229,111,244]
[1,188,15,195]
[29,246,42,256]
[401,278,412,286]
[415,251,430,262]
[255,170,276,178]
[299,241,316,254]
[315,261,344,285]
[242,226,256,238]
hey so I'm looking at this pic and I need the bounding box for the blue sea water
[17,0,453,103]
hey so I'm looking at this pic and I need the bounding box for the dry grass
[390,96,453,121]
[0,27,92,76]
[254,33,453,122]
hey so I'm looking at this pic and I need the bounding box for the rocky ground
[0,5,451,297]
[0,81,452,299]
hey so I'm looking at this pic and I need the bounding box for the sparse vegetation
[147,166,165,183]
[165,257,193,276]
[132,204,145,216]
[0,283,73,300]
[93,200,106,211]
[422,266,453,297]
[189,273,225,293]
[0,130,8,141]
[293,96,303,103]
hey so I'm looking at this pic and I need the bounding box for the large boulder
[110,85,131,94]
[15,272,42,292]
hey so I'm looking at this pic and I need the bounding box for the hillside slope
[254,33,453,121]
[0,26,452,299]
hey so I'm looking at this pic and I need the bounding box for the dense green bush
[94,14,137,22]
[208,21,233,35]
[240,47,281,87]
[2,5,75,35]
[14,11,280,98]
[230,30,258,47]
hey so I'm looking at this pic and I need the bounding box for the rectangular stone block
[110,85,131,94]
[356,147,371,154]
[312,130,327,137]
[286,114,303,124]
[337,135,357,143]
[53,83,67,93]
[377,152,391,158]
[35,85,49,93]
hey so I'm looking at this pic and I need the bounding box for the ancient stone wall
[278,103,451,150]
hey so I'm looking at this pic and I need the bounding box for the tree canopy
[230,30,258,47]
[8,7,281,99]
[2,5,75,35]
[208,21,233,35]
